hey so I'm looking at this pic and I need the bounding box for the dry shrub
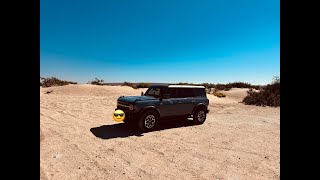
[242,77,280,107]
[40,77,77,87]
[174,82,259,91]
[122,82,138,89]
[89,78,104,85]
[136,82,151,88]
[213,92,226,98]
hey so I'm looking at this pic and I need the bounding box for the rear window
[194,88,206,97]
[167,88,206,98]
[167,88,184,98]
[182,88,195,97]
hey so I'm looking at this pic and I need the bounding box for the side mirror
[163,94,170,99]
[141,92,144,96]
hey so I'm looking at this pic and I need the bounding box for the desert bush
[136,82,151,88]
[215,84,226,91]
[176,82,216,92]
[177,82,189,85]
[177,82,215,88]
[213,92,226,98]
[89,78,104,85]
[122,82,138,89]
[177,82,197,86]
[206,87,215,94]
[200,83,215,89]
[172,82,259,90]
[229,82,259,90]
[242,77,280,107]
[40,77,77,87]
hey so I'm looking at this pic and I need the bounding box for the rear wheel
[138,111,158,132]
[193,107,207,124]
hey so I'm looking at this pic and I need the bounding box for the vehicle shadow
[90,118,198,140]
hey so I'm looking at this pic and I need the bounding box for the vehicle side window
[148,88,161,96]
[175,88,185,98]
[145,87,166,97]
[167,88,204,98]
[167,88,178,98]
[160,87,167,96]
[182,88,195,98]
[194,88,206,97]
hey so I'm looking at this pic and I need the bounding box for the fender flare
[139,106,160,118]
[192,103,208,114]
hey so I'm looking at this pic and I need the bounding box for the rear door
[179,88,196,115]
[160,88,185,116]
[193,88,209,108]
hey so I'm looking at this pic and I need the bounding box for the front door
[159,98,176,117]
[159,88,187,117]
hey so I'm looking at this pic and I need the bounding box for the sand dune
[40,84,280,180]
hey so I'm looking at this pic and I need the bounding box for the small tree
[89,78,104,85]
[272,76,280,84]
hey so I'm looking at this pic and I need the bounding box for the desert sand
[40,84,280,180]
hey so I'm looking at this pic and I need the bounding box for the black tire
[138,111,158,132]
[193,107,207,124]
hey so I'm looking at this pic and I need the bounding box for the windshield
[144,87,166,98]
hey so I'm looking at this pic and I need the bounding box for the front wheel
[193,108,207,124]
[138,111,158,132]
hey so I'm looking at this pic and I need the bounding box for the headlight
[129,104,134,110]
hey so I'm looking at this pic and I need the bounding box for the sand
[40,85,280,180]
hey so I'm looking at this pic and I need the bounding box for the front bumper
[115,108,138,120]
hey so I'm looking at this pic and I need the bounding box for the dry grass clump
[213,92,226,98]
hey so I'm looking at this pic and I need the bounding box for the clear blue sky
[40,0,279,85]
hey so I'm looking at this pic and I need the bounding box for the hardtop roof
[149,84,205,88]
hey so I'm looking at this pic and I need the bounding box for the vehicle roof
[150,84,205,88]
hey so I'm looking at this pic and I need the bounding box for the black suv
[115,84,209,132]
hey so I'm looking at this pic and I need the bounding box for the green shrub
[136,82,151,88]
[40,77,77,87]
[242,77,280,107]
[214,82,259,91]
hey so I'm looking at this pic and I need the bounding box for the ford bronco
[115,84,209,132]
